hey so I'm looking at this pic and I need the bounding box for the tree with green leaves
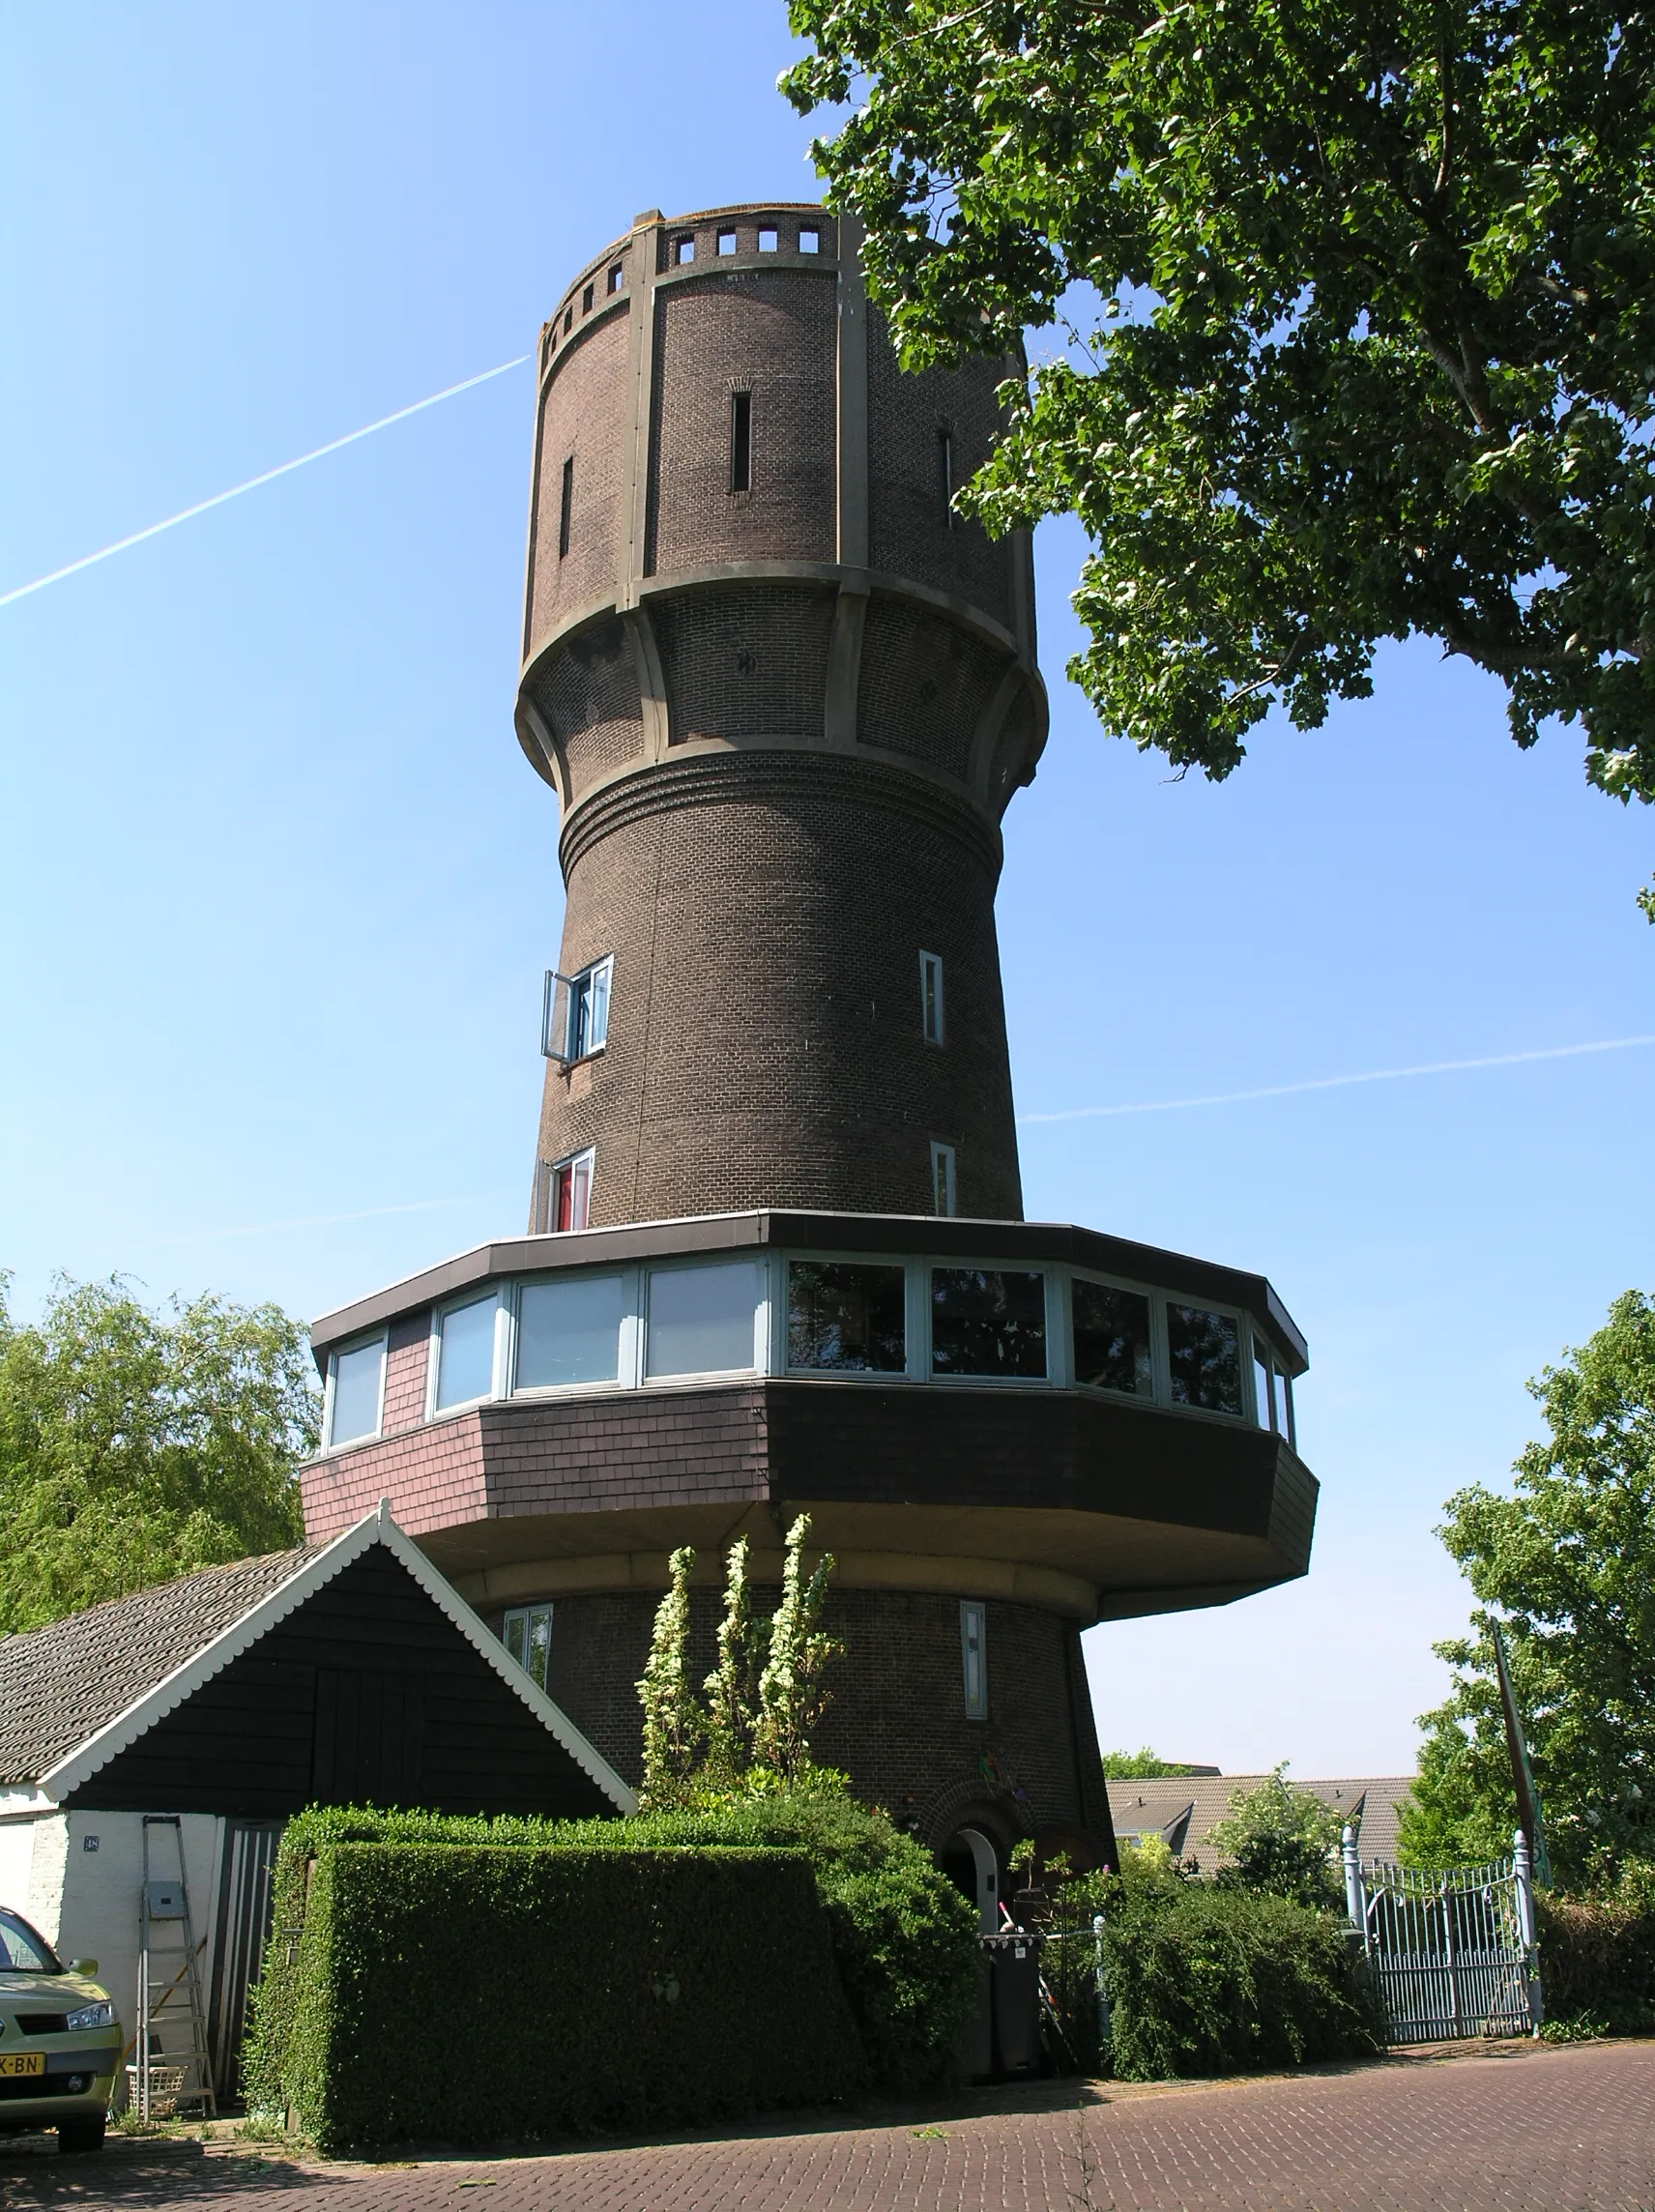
[0,1272,315,1635]
[703,1535,762,1788]
[1208,1767,1346,1908]
[1101,1748,1212,1778]
[1400,1290,1655,1886]
[754,1515,845,1781]
[636,1545,707,1809]
[783,0,1655,916]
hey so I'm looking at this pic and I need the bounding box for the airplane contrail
[1019,1033,1655,1123]
[0,355,531,610]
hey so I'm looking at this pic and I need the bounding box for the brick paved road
[1,2041,1648,2211]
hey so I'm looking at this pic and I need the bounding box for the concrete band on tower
[300,202,1320,1902]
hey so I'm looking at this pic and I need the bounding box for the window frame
[798,225,821,254]
[729,389,752,495]
[716,228,739,256]
[919,949,945,1046]
[564,954,613,1062]
[1163,1295,1247,1421]
[1066,1268,1160,1405]
[510,1267,633,1397]
[322,1328,389,1452]
[426,1287,507,1420]
[960,1598,988,1720]
[607,262,624,294]
[558,454,574,558]
[757,225,779,252]
[927,1259,1053,1388]
[930,1140,957,1218]
[780,1252,914,1383]
[641,1255,768,1385]
[674,233,696,265]
[502,1601,554,1690]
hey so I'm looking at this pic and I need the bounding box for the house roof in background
[1107,1773,1416,1866]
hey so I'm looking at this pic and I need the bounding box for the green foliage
[783,0,1655,917]
[1101,1887,1383,2080]
[1099,1749,1209,1779]
[1535,1864,1655,2033]
[637,1518,844,1806]
[0,1272,314,1633]
[635,1545,704,1808]
[1208,1768,1346,1910]
[256,1840,860,2151]
[243,1790,980,2135]
[1402,1291,1655,1887]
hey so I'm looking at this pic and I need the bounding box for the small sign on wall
[82,1836,99,1852]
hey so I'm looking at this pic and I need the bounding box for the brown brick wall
[501,1581,1108,1848]
[652,582,837,743]
[301,1410,488,1544]
[529,306,630,649]
[646,272,837,573]
[857,599,1006,777]
[526,616,643,806]
[537,750,1022,1223]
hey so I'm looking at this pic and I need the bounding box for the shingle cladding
[0,1548,319,1784]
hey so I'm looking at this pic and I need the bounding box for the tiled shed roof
[0,1549,319,1785]
[1108,1772,1417,1867]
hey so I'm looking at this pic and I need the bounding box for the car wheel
[57,2117,106,2156]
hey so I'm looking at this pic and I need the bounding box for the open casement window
[327,1332,386,1448]
[960,1600,987,1719]
[502,1603,553,1689]
[541,957,612,1064]
[533,1150,594,1235]
[919,950,944,1045]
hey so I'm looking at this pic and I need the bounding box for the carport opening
[941,1826,1000,1934]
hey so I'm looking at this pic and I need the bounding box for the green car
[0,1905,122,2155]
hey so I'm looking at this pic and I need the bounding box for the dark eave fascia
[309,1209,1309,1374]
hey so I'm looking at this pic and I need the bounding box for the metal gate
[1344,1827,1542,2045]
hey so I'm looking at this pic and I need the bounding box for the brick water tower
[301,204,1319,1915]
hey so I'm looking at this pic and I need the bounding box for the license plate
[0,2052,44,2079]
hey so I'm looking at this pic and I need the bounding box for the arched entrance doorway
[939,1826,1001,1934]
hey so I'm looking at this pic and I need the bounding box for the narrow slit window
[938,426,954,525]
[919,950,944,1045]
[607,262,624,294]
[757,225,778,252]
[563,306,573,335]
[582,282,594,313]
[798,226,821,253]
[961,1600,987,1719]
[930,1140,957,1218]
[717,229,739,256]
[675,234,695,265]
[559,456,574,558]
[730,390,752,494]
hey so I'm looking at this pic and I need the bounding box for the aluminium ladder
[134,1815,216,2118]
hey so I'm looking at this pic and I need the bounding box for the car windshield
[0,1906,63,1974]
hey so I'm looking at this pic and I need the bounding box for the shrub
[251,1840,859,2151]
[1536,1875,1655,2036]
[243,1790,978,2137]
[1101,1887,1382,2081]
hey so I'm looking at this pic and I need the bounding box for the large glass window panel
[503,1603,553,1689]
[646,1261,759,1378]
[330,1339,384,1445]
[517,1273,624,1388]
[1073,1280,1153,1395]
[435,1294,498,1410]
[788,1261,906,1372]
[931,1268,1047,1379]
[1167,1303,1242,1414]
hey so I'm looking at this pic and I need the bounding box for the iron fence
[1344,1826,1542,2044]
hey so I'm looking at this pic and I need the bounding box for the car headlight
[65,2000,113,2031]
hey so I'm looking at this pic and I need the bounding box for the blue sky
[3,2,1650,1775]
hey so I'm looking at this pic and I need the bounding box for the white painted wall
[0,1816,41,1920]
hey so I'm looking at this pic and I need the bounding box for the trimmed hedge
[243,1793,979,2144]
[1101,1888,1384,2081]
[1537,1888,1655,2034]
[259,1842,859,2150]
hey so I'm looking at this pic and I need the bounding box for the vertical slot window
[563,306,573,335]
[559,456,574,558]
[327,1335,386,1448]
[961,1600,988,1719]
[730,390,752,494]
[675,234,695,265]
[937,426,954,525]
[502,1603,553,1689]
[1252,1336,1274,1428]
[919,950,944,1045]
[607,262,624,294]
[581,282,594,314]
[930,1140,956,1217]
